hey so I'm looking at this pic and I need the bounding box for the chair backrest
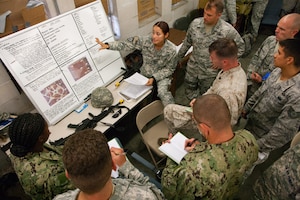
[173,16,190,31]
[136,100,164,134]
[187,9,202,22]
[290,131,300,148]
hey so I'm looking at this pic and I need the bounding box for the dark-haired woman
[8,113,74,200]
[96,21,177,106]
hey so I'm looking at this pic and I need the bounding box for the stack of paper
[120,72,152,100]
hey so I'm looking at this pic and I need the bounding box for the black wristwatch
[105,42,110,49]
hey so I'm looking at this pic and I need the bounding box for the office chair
[173,16,190,31]
[136,100,167,169]
[187,9,202,23]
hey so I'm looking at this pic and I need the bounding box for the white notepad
[158,132,188,164]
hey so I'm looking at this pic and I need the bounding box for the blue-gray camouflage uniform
[108,36,177,106]
[177,18,245,100]
[9,144,75,200]
[221,0,237,25]
[161,129,258,199]
[249,0,270,39]
[242,0,270,55]
[247,35,277,98]
[244,67,300,153]
[53,161,165,200]
[253,143,300,200]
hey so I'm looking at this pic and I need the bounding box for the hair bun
[10,144,29,157]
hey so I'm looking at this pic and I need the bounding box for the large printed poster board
[0,1,125,125]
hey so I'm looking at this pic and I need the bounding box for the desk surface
[48,76,150,143]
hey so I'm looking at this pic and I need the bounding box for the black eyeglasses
[112,109,122,118]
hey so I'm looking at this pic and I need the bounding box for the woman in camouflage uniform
[8,113,74,200]
[96,21,177,106]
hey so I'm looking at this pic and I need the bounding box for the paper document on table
[124,72,148,85]
[158,132,188,164]
[120,84,152,100]
[120,72,152,100]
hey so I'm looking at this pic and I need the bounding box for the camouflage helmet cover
[91,87,114,108]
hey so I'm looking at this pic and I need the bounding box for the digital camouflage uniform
[9,144,75,200]
[253,143,300,199]
[242,0,269,55]
[177,18,245,99]
[221,0,237,25]
[249,0,270,39]
[161,129,258,200]
[108,36,177,106]
[247,35,277,98]
[53,161,165,200]
[244,68,300,153]
[164,64,247,139]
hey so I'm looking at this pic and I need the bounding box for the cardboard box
[74,0,96,7]
[198,0,209,9]
[138,0,156,21]
[22,5,46,27]
[0,0,46,38]
[172,0,181,4]
[74,0,108,14]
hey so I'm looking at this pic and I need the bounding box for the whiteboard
[0,1,125,125]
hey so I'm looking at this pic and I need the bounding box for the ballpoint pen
[187,138,198,147]
[114,152,127,156]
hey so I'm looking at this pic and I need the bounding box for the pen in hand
[114,152,127,156]
[187,138,198,147]
[113,148,128,156]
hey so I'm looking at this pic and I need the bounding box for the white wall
[115,0,198,39]
[0,62,34,114]
[0,0,198,115]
